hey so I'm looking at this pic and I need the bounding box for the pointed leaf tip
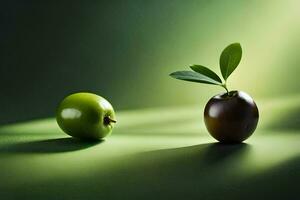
[169,70,222,85]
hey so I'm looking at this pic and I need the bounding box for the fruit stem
[221,83,229,95]
[104,116,117,125]
[109,118,117,123]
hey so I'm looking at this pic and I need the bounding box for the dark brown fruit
[204,91,259,143]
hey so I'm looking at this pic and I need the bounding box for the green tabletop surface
[0,96,299,200]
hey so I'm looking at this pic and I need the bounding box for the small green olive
[56,92,116,140]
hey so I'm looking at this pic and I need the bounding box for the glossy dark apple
[204,91,259,143]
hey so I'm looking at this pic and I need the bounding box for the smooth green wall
[1,0,300,123]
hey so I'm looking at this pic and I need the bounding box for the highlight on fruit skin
[170,43,259,143]
[204,90,259,143]
[56,92,116,140]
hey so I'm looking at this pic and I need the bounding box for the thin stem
[109,118,117,123]
[221,83,229,95]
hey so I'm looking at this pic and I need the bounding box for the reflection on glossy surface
[56,93,116,140]
[61,108,82,119]
[204,91,259,143]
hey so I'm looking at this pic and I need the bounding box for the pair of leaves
[170,65,222,85]
[170,43,242,85]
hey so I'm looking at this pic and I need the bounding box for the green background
[1,1,300,199]
[1,0,300,123]
[0,95,299,199]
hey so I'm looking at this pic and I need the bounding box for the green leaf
[169,71,222,85]
[219,43,242,80]
[190,65,222,83]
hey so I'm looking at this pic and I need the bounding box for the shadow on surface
[1,142,250,200]
[0,140,299,200]
[234,155,300,200]
[81,142,298,200]
[0,137,102,153]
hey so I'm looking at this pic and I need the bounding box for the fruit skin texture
[56,92,116,140]
[204,91,259,143]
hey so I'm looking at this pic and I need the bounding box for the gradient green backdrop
[1,1,300,199]
[1,0,300,123]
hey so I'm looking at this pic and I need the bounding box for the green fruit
[56,92,116,140]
